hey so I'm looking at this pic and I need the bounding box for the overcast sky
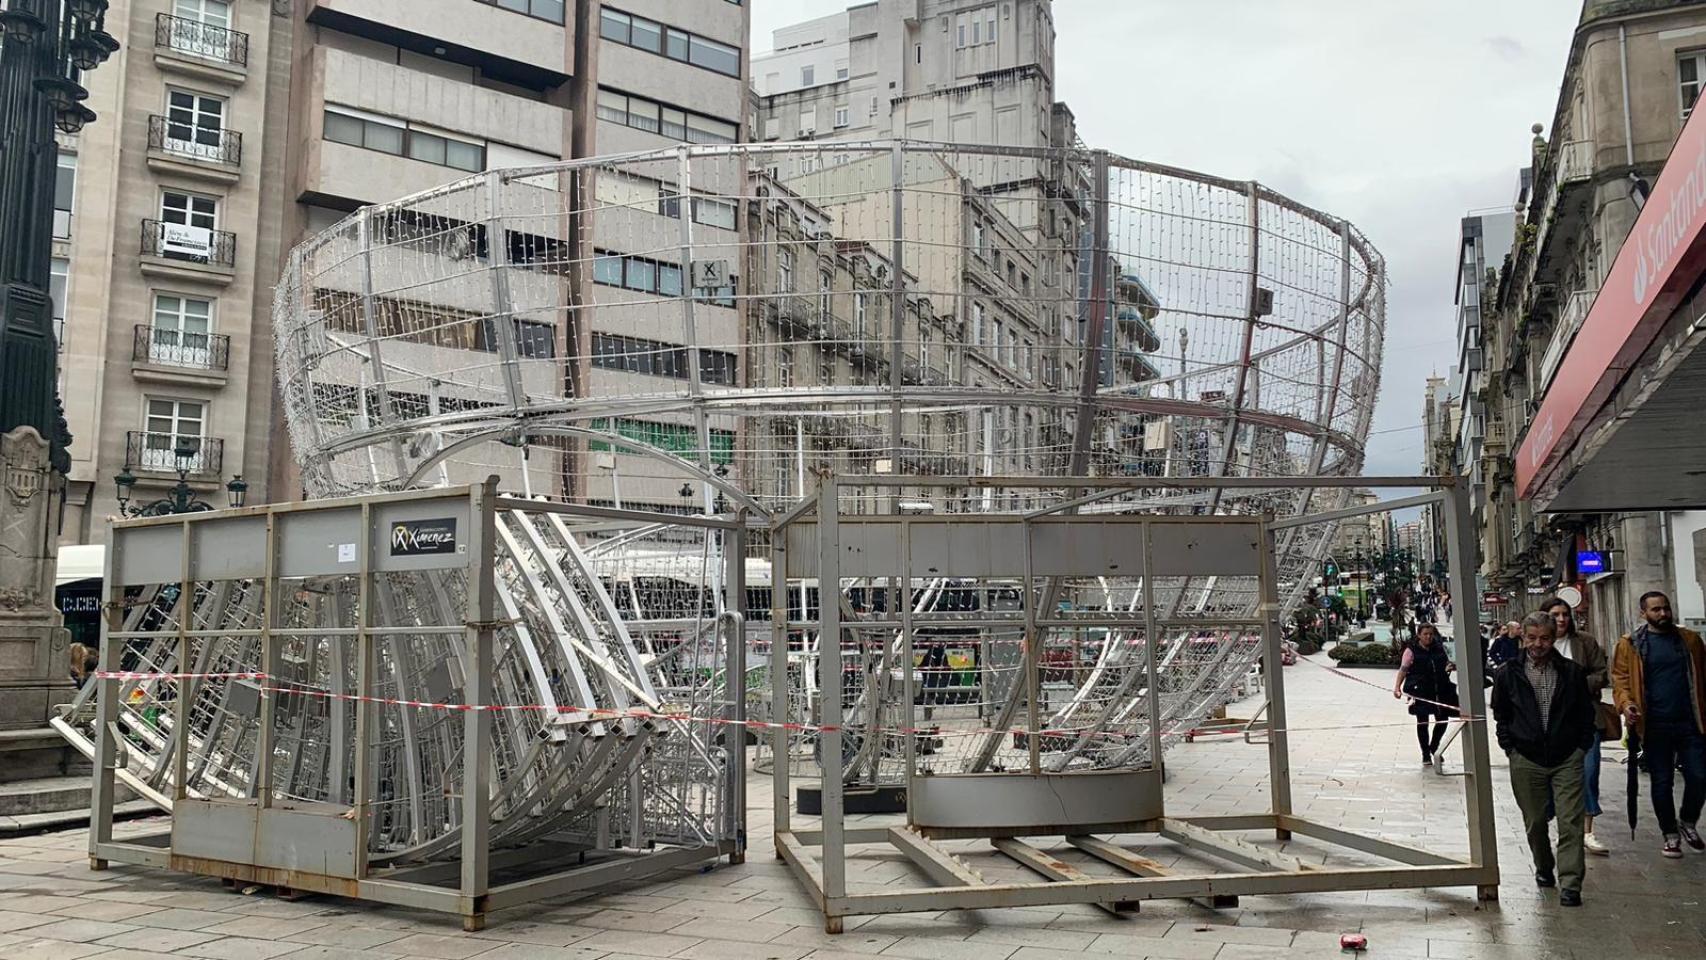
[751,0,1584,480]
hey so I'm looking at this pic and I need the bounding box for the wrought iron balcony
[133,324,230,371]
[147,114,242,167]
[155,13,248,67]
[141,219,237,267]
[125,432,224,477]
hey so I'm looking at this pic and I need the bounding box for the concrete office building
[50,1,752,540]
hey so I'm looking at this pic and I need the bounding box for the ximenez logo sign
[391,518,458,556]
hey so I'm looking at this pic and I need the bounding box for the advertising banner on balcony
[160,223,213,261]
[1517,102,1706,501]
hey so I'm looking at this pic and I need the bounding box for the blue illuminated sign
[1577,551,1607,575]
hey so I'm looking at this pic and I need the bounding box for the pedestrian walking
[1491,611,1597,906]
[1541,597,1618,856]
[1487,621,1521,672]
[1393,623,1458,768]
[1611,591,1706,859]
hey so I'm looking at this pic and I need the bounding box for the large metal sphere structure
[71,142,1383,862]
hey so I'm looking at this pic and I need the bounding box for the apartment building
[50,0,752,540]
[1475,0,1706,632]
[55,0,292,542]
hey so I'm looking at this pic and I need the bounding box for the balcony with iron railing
[125,432,224,478]
[132,324,231,383]
[140,219,238,284]
[1537,287,1595,392]
[154,13,248,82]
[1527,139,1595,289]
[146,115,242,181]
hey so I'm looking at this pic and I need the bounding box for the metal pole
[815,472,846,927]
[1443,483,1500,899]
[900,518,917,783]
[676,146,713,513]
[1143,523,1162,770]
[1023,520,1041,774]
[1259,518,1294,838]
[460,480,498,929]
[353,503,375,875]
[173,522,191,799]
[87,521,123,869]
[256,513,279,808]
[725,518,747,863]
[770,526,790,835]
[485,171,527,410]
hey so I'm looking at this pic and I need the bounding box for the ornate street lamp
[0,1,119,468]
[112,440,246,518]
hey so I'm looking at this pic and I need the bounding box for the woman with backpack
[1394,623,1459,768]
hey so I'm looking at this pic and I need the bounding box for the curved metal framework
[64,141,1384,892]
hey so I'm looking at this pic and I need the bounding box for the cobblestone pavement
[2,647,1704,959]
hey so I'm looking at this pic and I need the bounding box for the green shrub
[1328,641,1400,666]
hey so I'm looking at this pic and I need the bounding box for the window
[819,357,834,386]
[801,64,814,86]
[323,108,483,171]
[972,302,985,345]
[854,291,868,336]
[836,61,849,80]
[601,8,739,77]
[587,419,735,465]
[778,248,794,292]
[970,219,984,257]
[592,332,737,384]
[477,0,565,24]
[987,10,997,43]
[142,398,206,471]
[53,151,74,239]
[166,89,226,158]
[593,249,737,306]
[834,105,849,128]
[956,24,966,48]
[914,43,922,64]
[777,348,793,388]
[173,0,230,28]
[50,258,68,349]
[597,87,736,143]
[150,293,214,366]
[972,20,980,44]
[162,190,217,229]
[1682,50,1706,119]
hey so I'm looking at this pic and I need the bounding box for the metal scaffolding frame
[79,481,747,931]
[769,473,1497,932]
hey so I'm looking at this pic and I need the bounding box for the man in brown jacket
[1611,592,1706,859]
[1543,597,1618,855]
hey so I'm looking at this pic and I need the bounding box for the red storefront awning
[1517,105,1706,502]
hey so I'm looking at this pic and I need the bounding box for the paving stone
[370,932,499,959]
[567,928,703,956]
[674,937,813,960]
[456,946,610,960]
[176,935,311,960]
[12,917,141,943]
[0,938,111,960]
[89,925,225,951]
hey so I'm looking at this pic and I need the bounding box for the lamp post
[0,0,117,753]
[0,0,118,457]
[112,438,246,517]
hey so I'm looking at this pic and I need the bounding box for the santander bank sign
[1516,106,1706,501]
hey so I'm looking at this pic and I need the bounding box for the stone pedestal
[0,426,78,780]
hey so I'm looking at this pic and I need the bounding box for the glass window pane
[626,258,656,292]
[660,108,686,140]
[630,17,662,53]
[532,0,564,23]
[666,29,689,61]
[686,114,736,144]
[594,254,624,286]
[658,263,682,296]
[408,132,447,165]
[324,111,364,146]
[596,90,628,124]
[628,98,659,133]
[365,121,404,155]
[691,37,740,77]
[446,139,484,171]
[599,8,629,43]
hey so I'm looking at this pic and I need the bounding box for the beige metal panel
[1146,521,1262,577]
[188,515,268,582]
[112,524,185,587]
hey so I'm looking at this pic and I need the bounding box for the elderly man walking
[1491,612,1598,906]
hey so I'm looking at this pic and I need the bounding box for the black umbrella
[1626,726,1642,840]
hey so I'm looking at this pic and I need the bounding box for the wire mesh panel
[268,140,1381,791]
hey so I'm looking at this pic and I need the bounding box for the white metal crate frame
[77,482,747,931]
[767,473,1498,932]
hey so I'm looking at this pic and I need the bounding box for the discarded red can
[1340,933,1368,953]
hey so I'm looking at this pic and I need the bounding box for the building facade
[1475,0,1706,632]
[53,0,752,540]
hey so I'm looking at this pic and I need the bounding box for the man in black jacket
[1491,611,1598,906]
